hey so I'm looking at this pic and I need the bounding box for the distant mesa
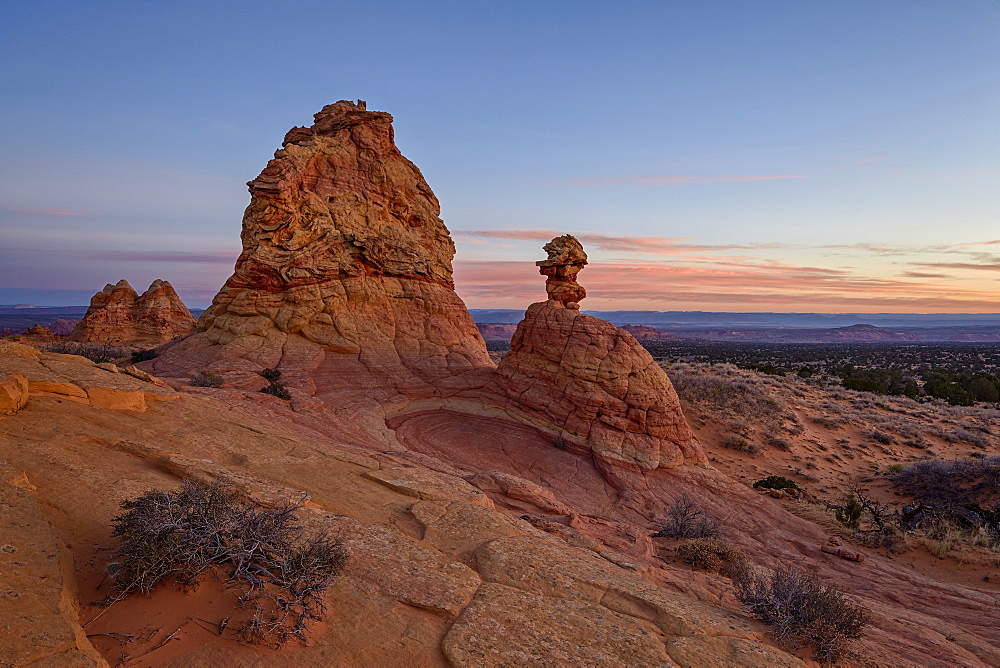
[835,323,879,331]
[69,279,196,345]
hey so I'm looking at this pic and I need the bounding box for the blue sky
[1,1,998,311]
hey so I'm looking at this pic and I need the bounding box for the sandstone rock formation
[495,236,705,489]
[69,279,196,345]
[0,373,29,414]
[537,234,588,307]
[150,101,490,393]
[21,324,59,343]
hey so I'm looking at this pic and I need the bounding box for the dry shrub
[768,436,793,451]
[734,565,867,663]
[723,434,762,455]
[103,481,346,647]
[46,341,130,363]
[891,456,1000,509]
[810,414,846,429]
[653,494,719,539]
[864,428,895,445]
[191,372,224,387]
[669,367,785,423]
[676,538,747,575]
[261,381,292,400]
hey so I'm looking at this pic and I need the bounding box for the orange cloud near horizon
[452,260,1000,313]
[553,174,805,187]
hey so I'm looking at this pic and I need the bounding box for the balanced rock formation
[495,236,705,489]
[152,101,490,390]
[69,279,196,345]
[537,234,588,307]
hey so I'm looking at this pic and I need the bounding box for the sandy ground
[667,361,1000,592]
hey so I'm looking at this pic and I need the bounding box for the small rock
[0,374,29,414]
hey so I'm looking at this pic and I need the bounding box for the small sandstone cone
[69,279,196,345]
[21,324,58,343]
[495,235,706,490]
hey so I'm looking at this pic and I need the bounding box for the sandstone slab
[362,466,493,507]
[0,373,29,414]
[442,582,670,666]
[0,481,106,667]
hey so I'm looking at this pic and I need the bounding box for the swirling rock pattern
[153,101,491,385]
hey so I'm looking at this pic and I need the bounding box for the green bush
[752,476,799,491]
[836,496,863,530]
[260,367,282,382]
[261,381,292,400]
[103,481,346,647]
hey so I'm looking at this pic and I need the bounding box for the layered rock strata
[495,236,705,489]
[69,279,196,345]
[151,101,490,389]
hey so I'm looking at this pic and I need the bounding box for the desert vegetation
[259,368,291,400]
[650,340,1000,406]
[652,494,720,539]
[664,358,1000,582]
[100,480,346,648]
[734,565,867,663]
[45,341,131,363]
[190,371,224,387]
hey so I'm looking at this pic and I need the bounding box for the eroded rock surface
[0,476,107,667]
[0,341,177,411]
[69,279,196,345]
[3,342,1000,666]
[494,236,706,489]
[151,100,490,393]
[0,373,29,414]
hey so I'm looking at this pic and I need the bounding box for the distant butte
[69,279,196,345]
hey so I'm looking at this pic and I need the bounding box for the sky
[1,1,998,312]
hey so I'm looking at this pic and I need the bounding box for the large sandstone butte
[152,100,490,393]
[69,279,196,345]
[493,235,706,489]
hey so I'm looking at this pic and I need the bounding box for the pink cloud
[8,206,91,216]
[850,155,891,166]
[453,260,1000,313]
[455,229,785,256]
[553,174,804,187]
